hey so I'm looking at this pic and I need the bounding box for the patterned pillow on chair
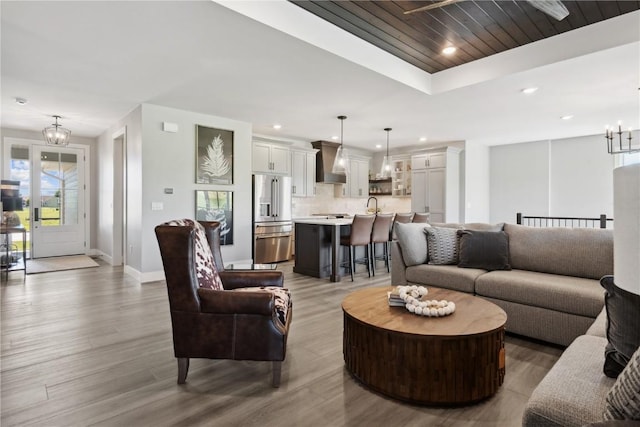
[234,286,291,326]
[164,219,224,290]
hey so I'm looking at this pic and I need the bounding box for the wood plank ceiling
[290,1,640,74]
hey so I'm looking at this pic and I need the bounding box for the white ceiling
[1,1,639,152]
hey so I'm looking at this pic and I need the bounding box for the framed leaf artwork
[196,125,233,184]
[195,190,234,245]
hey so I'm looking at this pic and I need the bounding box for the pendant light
[332,115,349,175]
[42,115,71,146]
[380,127,392,178]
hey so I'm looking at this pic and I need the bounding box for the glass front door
[31,145,86,258]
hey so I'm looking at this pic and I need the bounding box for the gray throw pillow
[394,222,430,266]
[601,276,640,378]
[604,345,640,420]
[425,226,459,265]
[457,230,511,271]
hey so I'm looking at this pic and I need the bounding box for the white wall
[463,142,490,222]
[490,134,615,224]
[139,104,252,276]
[96,105,142,268]
[490,140,550,224]
[96,104,252,280]
[550,134,614,217]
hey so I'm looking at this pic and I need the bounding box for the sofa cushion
[457,230,511,271]
[405,264,485,294]
[523,334,615,427]
[587,308,608,338]
[394,222,430,266]
[601,276,640,378]
[475,269,604,318]
[604,345,640,420]
[464,222,505,232]
[425,226,459,265]
[504,224,613,280]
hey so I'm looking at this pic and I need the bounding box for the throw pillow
[601,276,640,378]
[424,226,459,265]
[164,219,224,291]
[234,286,291,327]
[394,222,430,266]
[457,230,511,271]
[604,345,640,420]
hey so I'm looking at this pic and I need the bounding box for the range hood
[311,141,347,184]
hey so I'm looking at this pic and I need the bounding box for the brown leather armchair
[155,220,292,387]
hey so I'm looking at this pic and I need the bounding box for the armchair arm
[218,270,284,289]
[197,288,274,315]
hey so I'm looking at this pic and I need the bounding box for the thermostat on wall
[162,122,178,133]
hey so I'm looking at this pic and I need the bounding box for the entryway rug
[26,255,100,274]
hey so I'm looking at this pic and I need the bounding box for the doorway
[3,138,89,259]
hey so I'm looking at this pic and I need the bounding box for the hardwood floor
[1,260,563,426]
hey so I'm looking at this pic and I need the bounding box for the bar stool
[412,212,430,223]
[339,214,375,281]
[370,213,394,274]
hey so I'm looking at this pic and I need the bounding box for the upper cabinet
[411,151,446,170]
[411,147,460,223]
[341,157,370,198]
[291,148,316,198]
[253,142,291,175]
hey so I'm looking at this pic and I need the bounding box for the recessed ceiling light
[521,87,538,95]
[272,124,282,130]
[331,135,339,140]
[561,115,574,120]
[419,137,427,142]
[15,97,27,105]
[375,144,382,149]
[442,46,456,55]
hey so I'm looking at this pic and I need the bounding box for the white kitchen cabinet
[411,151,447,170]
[336,157,370,198]
[253,142,291,175]
[291,148,316,197]
[348,158,370,198]
[411,147,460,222]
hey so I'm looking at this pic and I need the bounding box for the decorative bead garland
[396,285,456,317]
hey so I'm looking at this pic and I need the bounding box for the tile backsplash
[291,183,411,217]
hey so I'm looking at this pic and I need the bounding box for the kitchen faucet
[367,196,378,213]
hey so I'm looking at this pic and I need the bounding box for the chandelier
[606,121,638,155]
[42,115,71,146]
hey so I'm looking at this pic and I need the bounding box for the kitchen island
[293,218,352,282]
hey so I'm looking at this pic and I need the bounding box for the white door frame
[112,127,127,266]
[2,137,91,258]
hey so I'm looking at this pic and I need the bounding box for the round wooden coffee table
[342,286,507,405]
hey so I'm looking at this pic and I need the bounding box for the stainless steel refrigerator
[252,174,293,264]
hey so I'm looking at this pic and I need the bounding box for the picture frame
[195,190,233,245]
[196,125,233,184]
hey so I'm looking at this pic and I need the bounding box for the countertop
[293,218,353,226]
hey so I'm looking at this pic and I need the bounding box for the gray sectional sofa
[390,222,613,346]
[391,222,640,426]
